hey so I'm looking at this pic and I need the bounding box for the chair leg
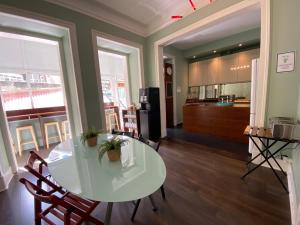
[16,129,22,156]
[34,198,42,225]
[131,199,141,222]
[160,185,166,200]
[30,127,39,152]
[62,122,67,141]
[148,195,157,211]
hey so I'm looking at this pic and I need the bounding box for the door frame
[0,4,87,187]
[163,54,177,126]
[154,0,270,137]
[91,30,145,130]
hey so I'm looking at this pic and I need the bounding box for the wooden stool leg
[16,129,22,156]
[108,114,113,131]
[30,127,39,152]
[114,113,120,130]
[56,123,63,143]
[62,122,66,141]
[45,125,49,149]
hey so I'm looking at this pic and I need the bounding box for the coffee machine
[139,88,161,141]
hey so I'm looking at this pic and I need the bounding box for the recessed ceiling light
[213,50,217,53]
[238,43,243,47]
[193,56,196,59]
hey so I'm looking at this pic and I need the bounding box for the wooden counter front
[183,103,250,143]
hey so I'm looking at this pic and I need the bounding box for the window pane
[0,73,31,111]
[29,74,64,108]
[0,72,64,111]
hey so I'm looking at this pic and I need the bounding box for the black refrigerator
[139,88,161,141]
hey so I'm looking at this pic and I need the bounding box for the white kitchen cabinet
[206,57,220,85]
[188,62,199,86]
[188,48,260,85]
[189,61,208,86]
[198,60,208,85]
[218,54,237,84]
[237,49,260,82]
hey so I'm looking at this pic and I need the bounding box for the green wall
[183,28,260,58]
[266,0,300,121]
[0,0,146,130]
[163,46,188,124]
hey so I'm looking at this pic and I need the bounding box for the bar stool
[61,120,71,141]
[105,110,120,131]
[16,125,39,156]
[44,122,62,149]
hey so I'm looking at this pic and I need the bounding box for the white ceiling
[46,0,212,36]
[169,6,261,50]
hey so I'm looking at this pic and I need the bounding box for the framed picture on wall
[277,51,295,73]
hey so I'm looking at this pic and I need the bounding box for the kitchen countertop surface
[184,102,250,108]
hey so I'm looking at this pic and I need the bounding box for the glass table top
[47,134,166,202]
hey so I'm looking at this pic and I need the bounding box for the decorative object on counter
[277,51,295,73]
[80,128,102,147]
[216,102,234,107]
[269,117,300,140]
[98,137,127,162]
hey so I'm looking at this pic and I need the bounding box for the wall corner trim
[287,162,300,225]
[0,167,13,192]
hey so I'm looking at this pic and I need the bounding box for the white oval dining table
[47,134,166,225]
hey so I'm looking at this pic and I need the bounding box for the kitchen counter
[183,103,250,143]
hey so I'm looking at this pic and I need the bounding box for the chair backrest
[25,151,64,194]
[26,151,47,175]
[112,129,135,138]
[19,178,60,205]
[138,135,160,152]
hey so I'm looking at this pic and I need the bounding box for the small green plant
[80,128,102,146]
[98,137,127,161]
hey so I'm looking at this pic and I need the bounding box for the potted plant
[81,128,102,147]
[98,137,127,161]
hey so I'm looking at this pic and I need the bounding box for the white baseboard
[296,206,300,225]
[0,168,13,192]
[287,162,300,225]
[251,152,299,224]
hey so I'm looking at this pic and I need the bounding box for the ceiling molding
[146,1,209,36]
[45,0,148,37]
[44,0,212,37]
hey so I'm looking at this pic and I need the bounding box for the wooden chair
[16,125,39,156]
[19,178,103,225]
[111,129,135,138]
[23,151,103,225]
[44,121,63,149]
[131,136,166,222]
[25,151,64,194]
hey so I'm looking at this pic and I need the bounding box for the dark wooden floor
[0,138,291,225]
